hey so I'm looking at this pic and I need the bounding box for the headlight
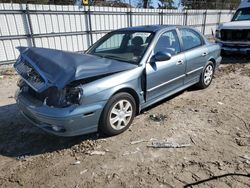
[17,78,24,87]
[215,30,221,39]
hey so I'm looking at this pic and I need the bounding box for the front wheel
[99,92,136,136]
[197,62,214,89]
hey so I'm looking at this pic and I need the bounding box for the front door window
[154,30,181,56]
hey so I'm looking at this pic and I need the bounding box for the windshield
[86,31,154,64]
[232,8,250,21]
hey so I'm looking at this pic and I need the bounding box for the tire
[99,92,136,136]
[197,62,214,89]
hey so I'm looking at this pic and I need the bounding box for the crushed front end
[14,55,105,136]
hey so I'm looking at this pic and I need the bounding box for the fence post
[183,10,188,25]
[127,10,130,27]
[87,5,93,46]
[127,8,132,27]
[202,10,207,35]
[83,5,93,48]
[130,10,133,27]
[217,11,221,25]
[25,4,36,47]
[159,10,163,25]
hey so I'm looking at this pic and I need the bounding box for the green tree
[0,0,74,4]
[136,0,153,8]
[181,0,241,10]
[159,0,175,9]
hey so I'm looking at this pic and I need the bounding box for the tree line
[0,0,242,9]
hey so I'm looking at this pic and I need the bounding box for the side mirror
[154,51,172,61]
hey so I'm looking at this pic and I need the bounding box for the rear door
[146,29,186,101]
[178,28,208,84]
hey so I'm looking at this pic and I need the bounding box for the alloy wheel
[204,65,214,85]
[109,99,133,130]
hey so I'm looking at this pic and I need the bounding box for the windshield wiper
[102,55,124,60]
[91,53,137,64]
[103,55,137,64]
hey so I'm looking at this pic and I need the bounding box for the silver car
[15,25,222,136]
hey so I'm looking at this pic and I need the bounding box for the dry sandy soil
[0,56,249,188]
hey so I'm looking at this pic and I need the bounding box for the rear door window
[179,29,203,51]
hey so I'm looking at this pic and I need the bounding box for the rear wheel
[100,92,136,136]
[197,62,214,89]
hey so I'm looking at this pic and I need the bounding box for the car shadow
[142,90,186,113]
[0,103,101,158]
[183,173,250,187]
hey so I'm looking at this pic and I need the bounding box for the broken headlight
[17,78,28,92]
[215,30,221,39]
[16,79,84,107]
[43,87,83,107]
[65,87,83,105]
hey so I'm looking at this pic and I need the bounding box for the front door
[146,29,186,102]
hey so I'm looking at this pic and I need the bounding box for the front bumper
[215,39,250,54]
[221,46,250,54]
[16,91,106,136]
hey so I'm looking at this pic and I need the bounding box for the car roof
[116,25,182,32]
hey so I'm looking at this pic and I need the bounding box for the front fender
[80,66,144,105]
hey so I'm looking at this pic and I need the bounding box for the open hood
[15,47,137,92]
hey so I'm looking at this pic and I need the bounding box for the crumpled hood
[15,47,137,91]
[218,20,250,30]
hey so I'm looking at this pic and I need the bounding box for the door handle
[202,52,208,57]
[176,60,184,65]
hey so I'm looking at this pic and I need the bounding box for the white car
[215,0,250,54]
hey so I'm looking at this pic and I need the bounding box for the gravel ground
[0,56,249,188]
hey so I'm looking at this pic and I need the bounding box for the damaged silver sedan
[15,25,221,136]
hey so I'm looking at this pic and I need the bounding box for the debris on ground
[86,150,106,156]
[122,148,141,156]
[218,102,224,105]
[210,108,218,113]
[0,68,16,76]
[149,114,167,124]
[189,108,199,112]
[208,119,213,123]
[71,140,97,154]
[240,155,250,165]
[130,140,147,145]
[147,140,191,148]
[16,154,30,161]
[98,138,108,142]
[72,161,81,165]
[0,75,3,79]
[80,169,88,175]
[235,138,248,146]
[240,155,250,161]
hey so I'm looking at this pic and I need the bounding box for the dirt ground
[0,56,249,188]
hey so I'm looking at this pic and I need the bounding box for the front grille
[221,29,250,42]
[15,59,45,91]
